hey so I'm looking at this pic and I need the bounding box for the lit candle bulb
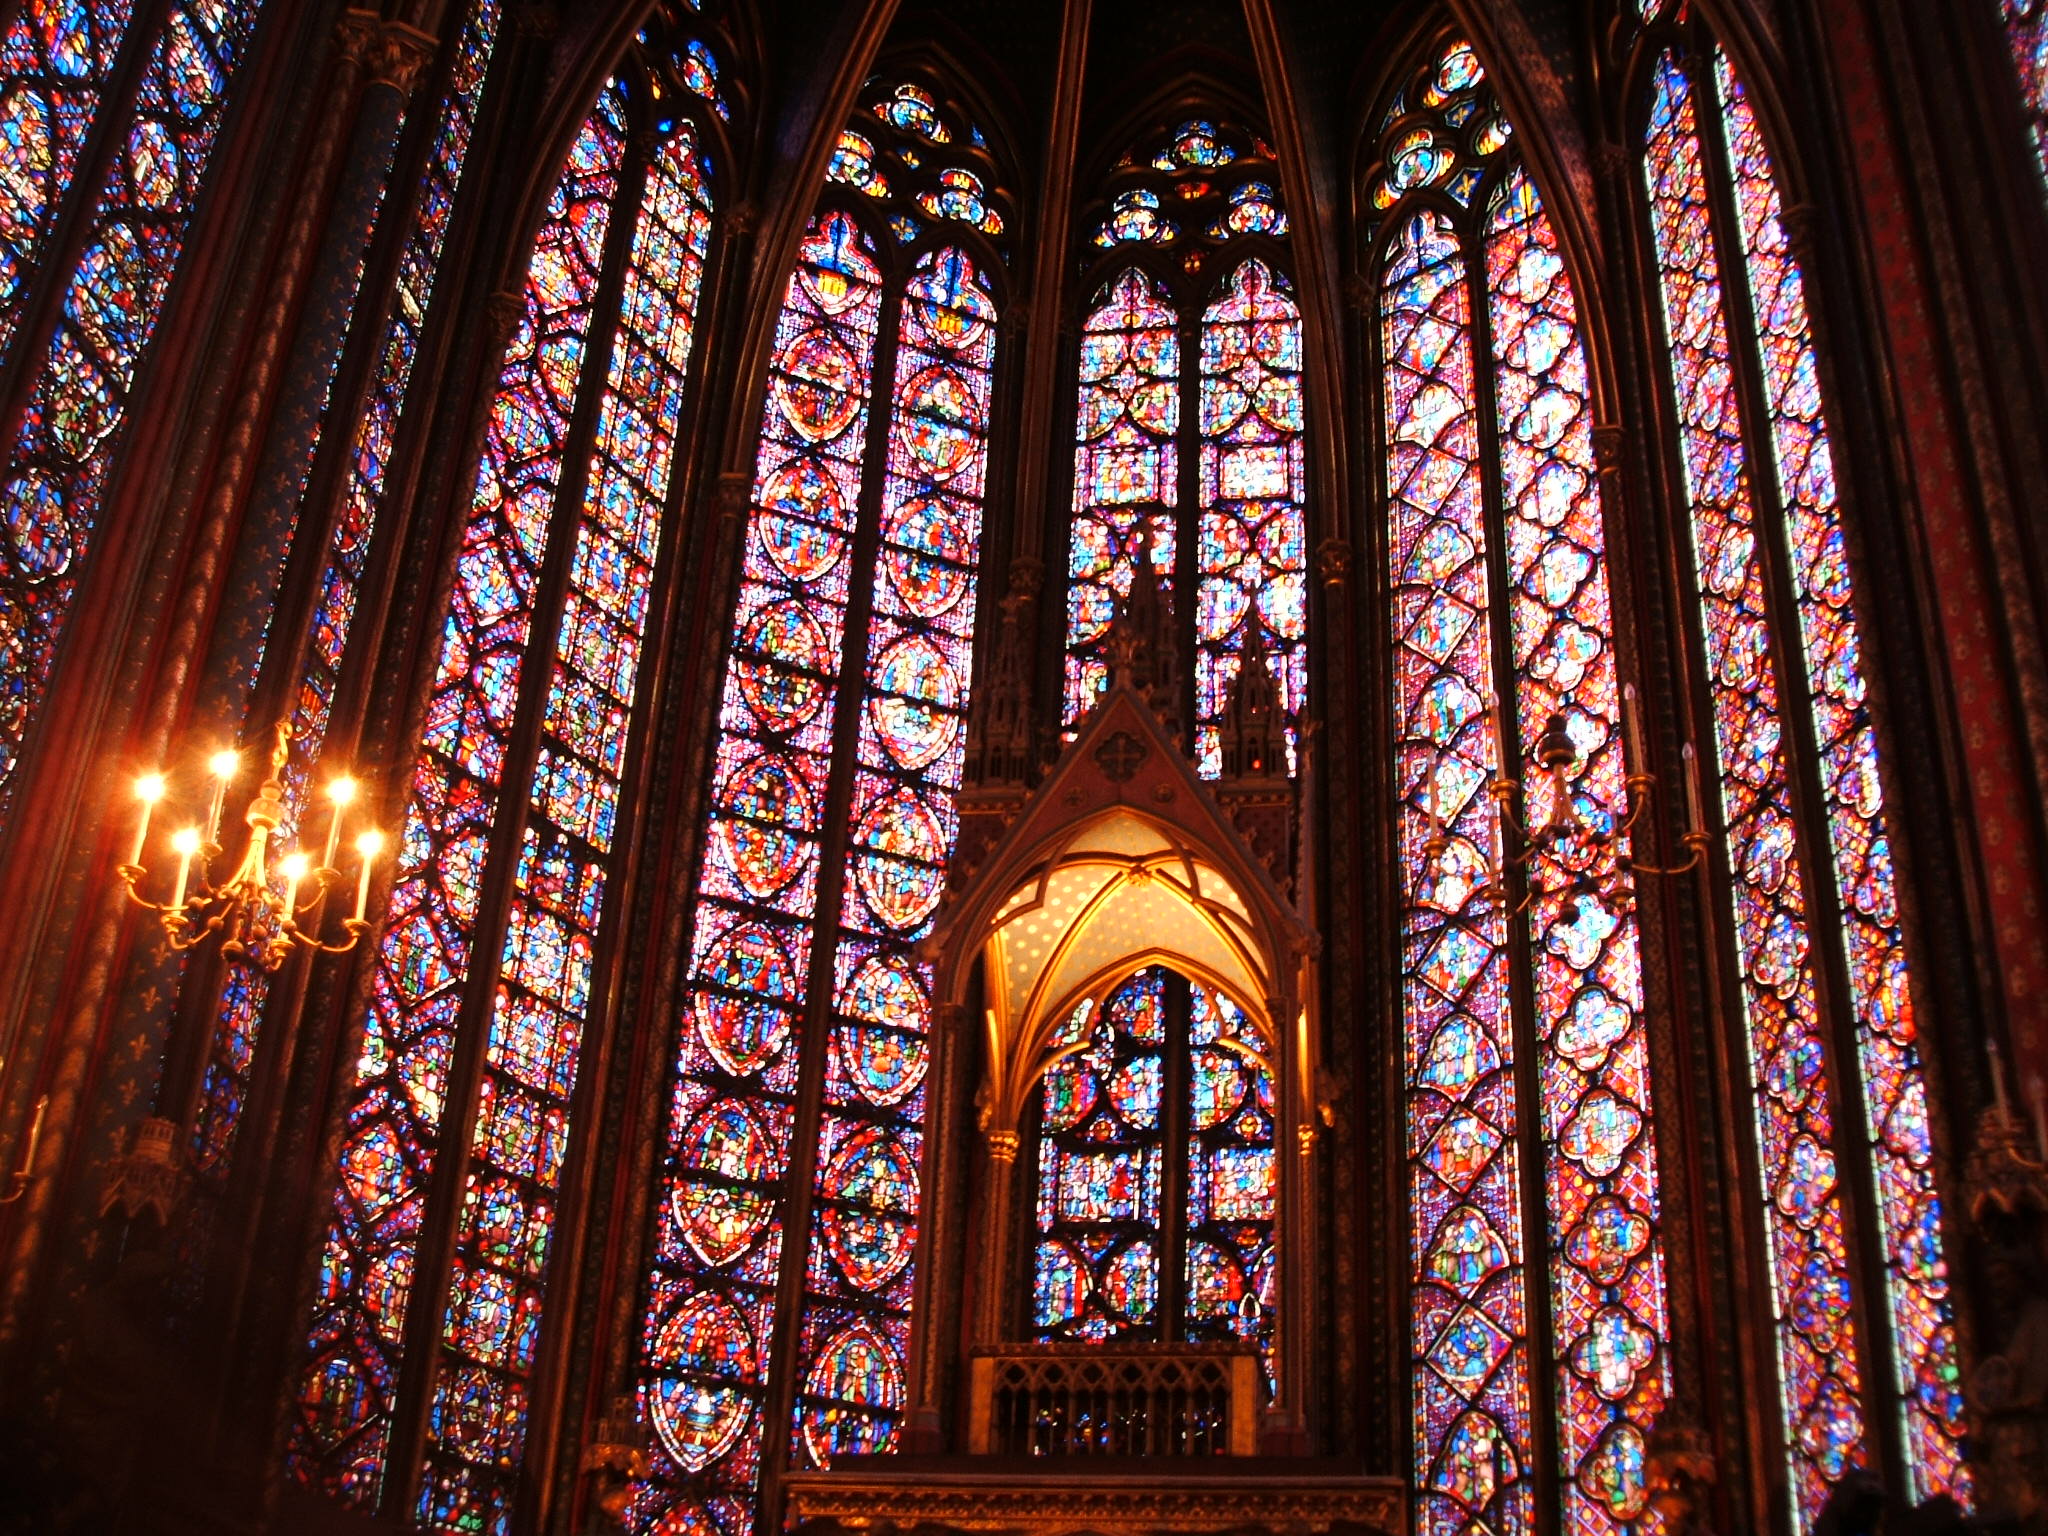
[1485,694,1504,768]
[322,776,356,870]
[170,826,201,911]
[1681,743,1705,832]
[353,830,384,922]
[279,852,309,919]
[130,773,165,865]
[1622,684,1647,775]
[206,750,239,845]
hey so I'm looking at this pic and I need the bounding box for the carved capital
[484,289,526,346]
[985,1129,1021,1164]
[100,1117,183,1225]
[1316,537,1354,589]
[334,8,379,69]
[1780,202,1820,251]
[1592,422,1627,477]
[1968,1101,2048,1225]
[725,202,760,239]
[1342,272,1376,318]
[1594,138,1634,184]
[1007,555,1046,599]
[715,470,752,523]
[336,11,436,95]
[1644,1407,1718,1535]
[505,0,560,40]
[364,19,436,94]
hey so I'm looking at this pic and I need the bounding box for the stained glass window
[2000,0,2048,185]
[1375,39,1670,1536]
[636,75,1005,1536]
[0,0,140,364]
[1063,117,1306,768]
[1033,973,1168,1343]
[1195,259,1304,775]
[1640,44,1964,1527]
[1064,268,1178,726]
[293,21,725,1523]
[192,0,503,1180]
[1029,967,1277,1378]
[0,0,266,826]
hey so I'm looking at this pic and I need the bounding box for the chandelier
[1423,686,1709,917]
[117,721,382,970]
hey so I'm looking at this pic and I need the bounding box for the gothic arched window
[1371,37,1672,1536]
[1633,14,1966,1525]
[1029,964,1278,1378]
[1062,117,1306,777]
[634,72,1008,1536]
[0,0,267,821]
[291,20,730,1528]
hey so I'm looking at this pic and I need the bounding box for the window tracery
[291,17,727,1527]
[1029,965,1278,1379]
[635,70,1006,1536]
[1062,116,1306,777]
[1372,38,1669,1536]
[1633,19,1966,1523]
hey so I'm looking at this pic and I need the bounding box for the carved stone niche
[1966,1103,2048,1535]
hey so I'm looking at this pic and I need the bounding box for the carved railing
[967,1343,1260,1457]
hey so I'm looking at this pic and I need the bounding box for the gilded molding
[783,1469,1405,1536]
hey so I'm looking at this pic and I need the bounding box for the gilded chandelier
[118,720,382,970]
[1423,685,1710,917]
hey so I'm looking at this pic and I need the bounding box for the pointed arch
[1629,13,1967,1520]
[635,65,1011,1535]
[1059,111,1311,776]
[291,12,732,1521]
[1365,31,1671,1536]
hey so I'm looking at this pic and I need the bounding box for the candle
[130,773,165,865]
[1990,1039,2012,1116]
[206,749,238,845]
[280,852,309,920]
[1681,743,1705,832]
[323,777,356,870]
[170,826,201,911]
[20,1094,45,1176]
[1485,694,1504,768]
[353,830,384,922]
[1622,684,1647,774]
